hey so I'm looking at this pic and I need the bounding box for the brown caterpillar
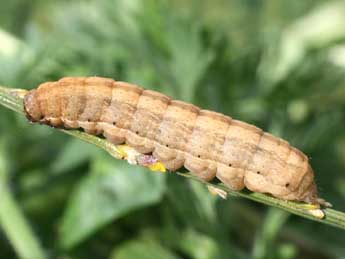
[23,77,324,205]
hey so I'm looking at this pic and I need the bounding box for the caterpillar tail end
[301,183,332,208]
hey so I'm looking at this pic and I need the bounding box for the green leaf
[59,156,166,250]
[178,229,220,259]
[167,19,214,102]
[0,141,47,259]
[166,177,217,230]
[252,208,291,259]
[51,139,100,174]
[110,239,181,259]
[258,1,345,89]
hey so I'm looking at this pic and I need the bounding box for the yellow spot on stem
[116,145,166,172]
[294,203,325,219]
[117,145,129,159]
[298,203,321,210]
[148,162,166,173]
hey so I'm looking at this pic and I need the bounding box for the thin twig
[1,85,345,230]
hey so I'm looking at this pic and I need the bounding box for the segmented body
[24,77,319,204]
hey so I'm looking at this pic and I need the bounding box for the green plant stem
[1,85,345,231]
[0,140,47,259]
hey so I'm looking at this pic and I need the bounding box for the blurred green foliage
[0,0,345,258]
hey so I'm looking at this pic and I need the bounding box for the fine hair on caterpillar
[23,76,327,205]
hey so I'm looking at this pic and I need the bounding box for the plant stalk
[1,85,345,231]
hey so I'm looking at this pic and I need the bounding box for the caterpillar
[23,77,324,205]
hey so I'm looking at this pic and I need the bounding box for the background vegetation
[0,0,345,258]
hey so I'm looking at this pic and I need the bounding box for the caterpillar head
[279,164,321,205]
[298,165,327,206]
[245,163,324,206]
